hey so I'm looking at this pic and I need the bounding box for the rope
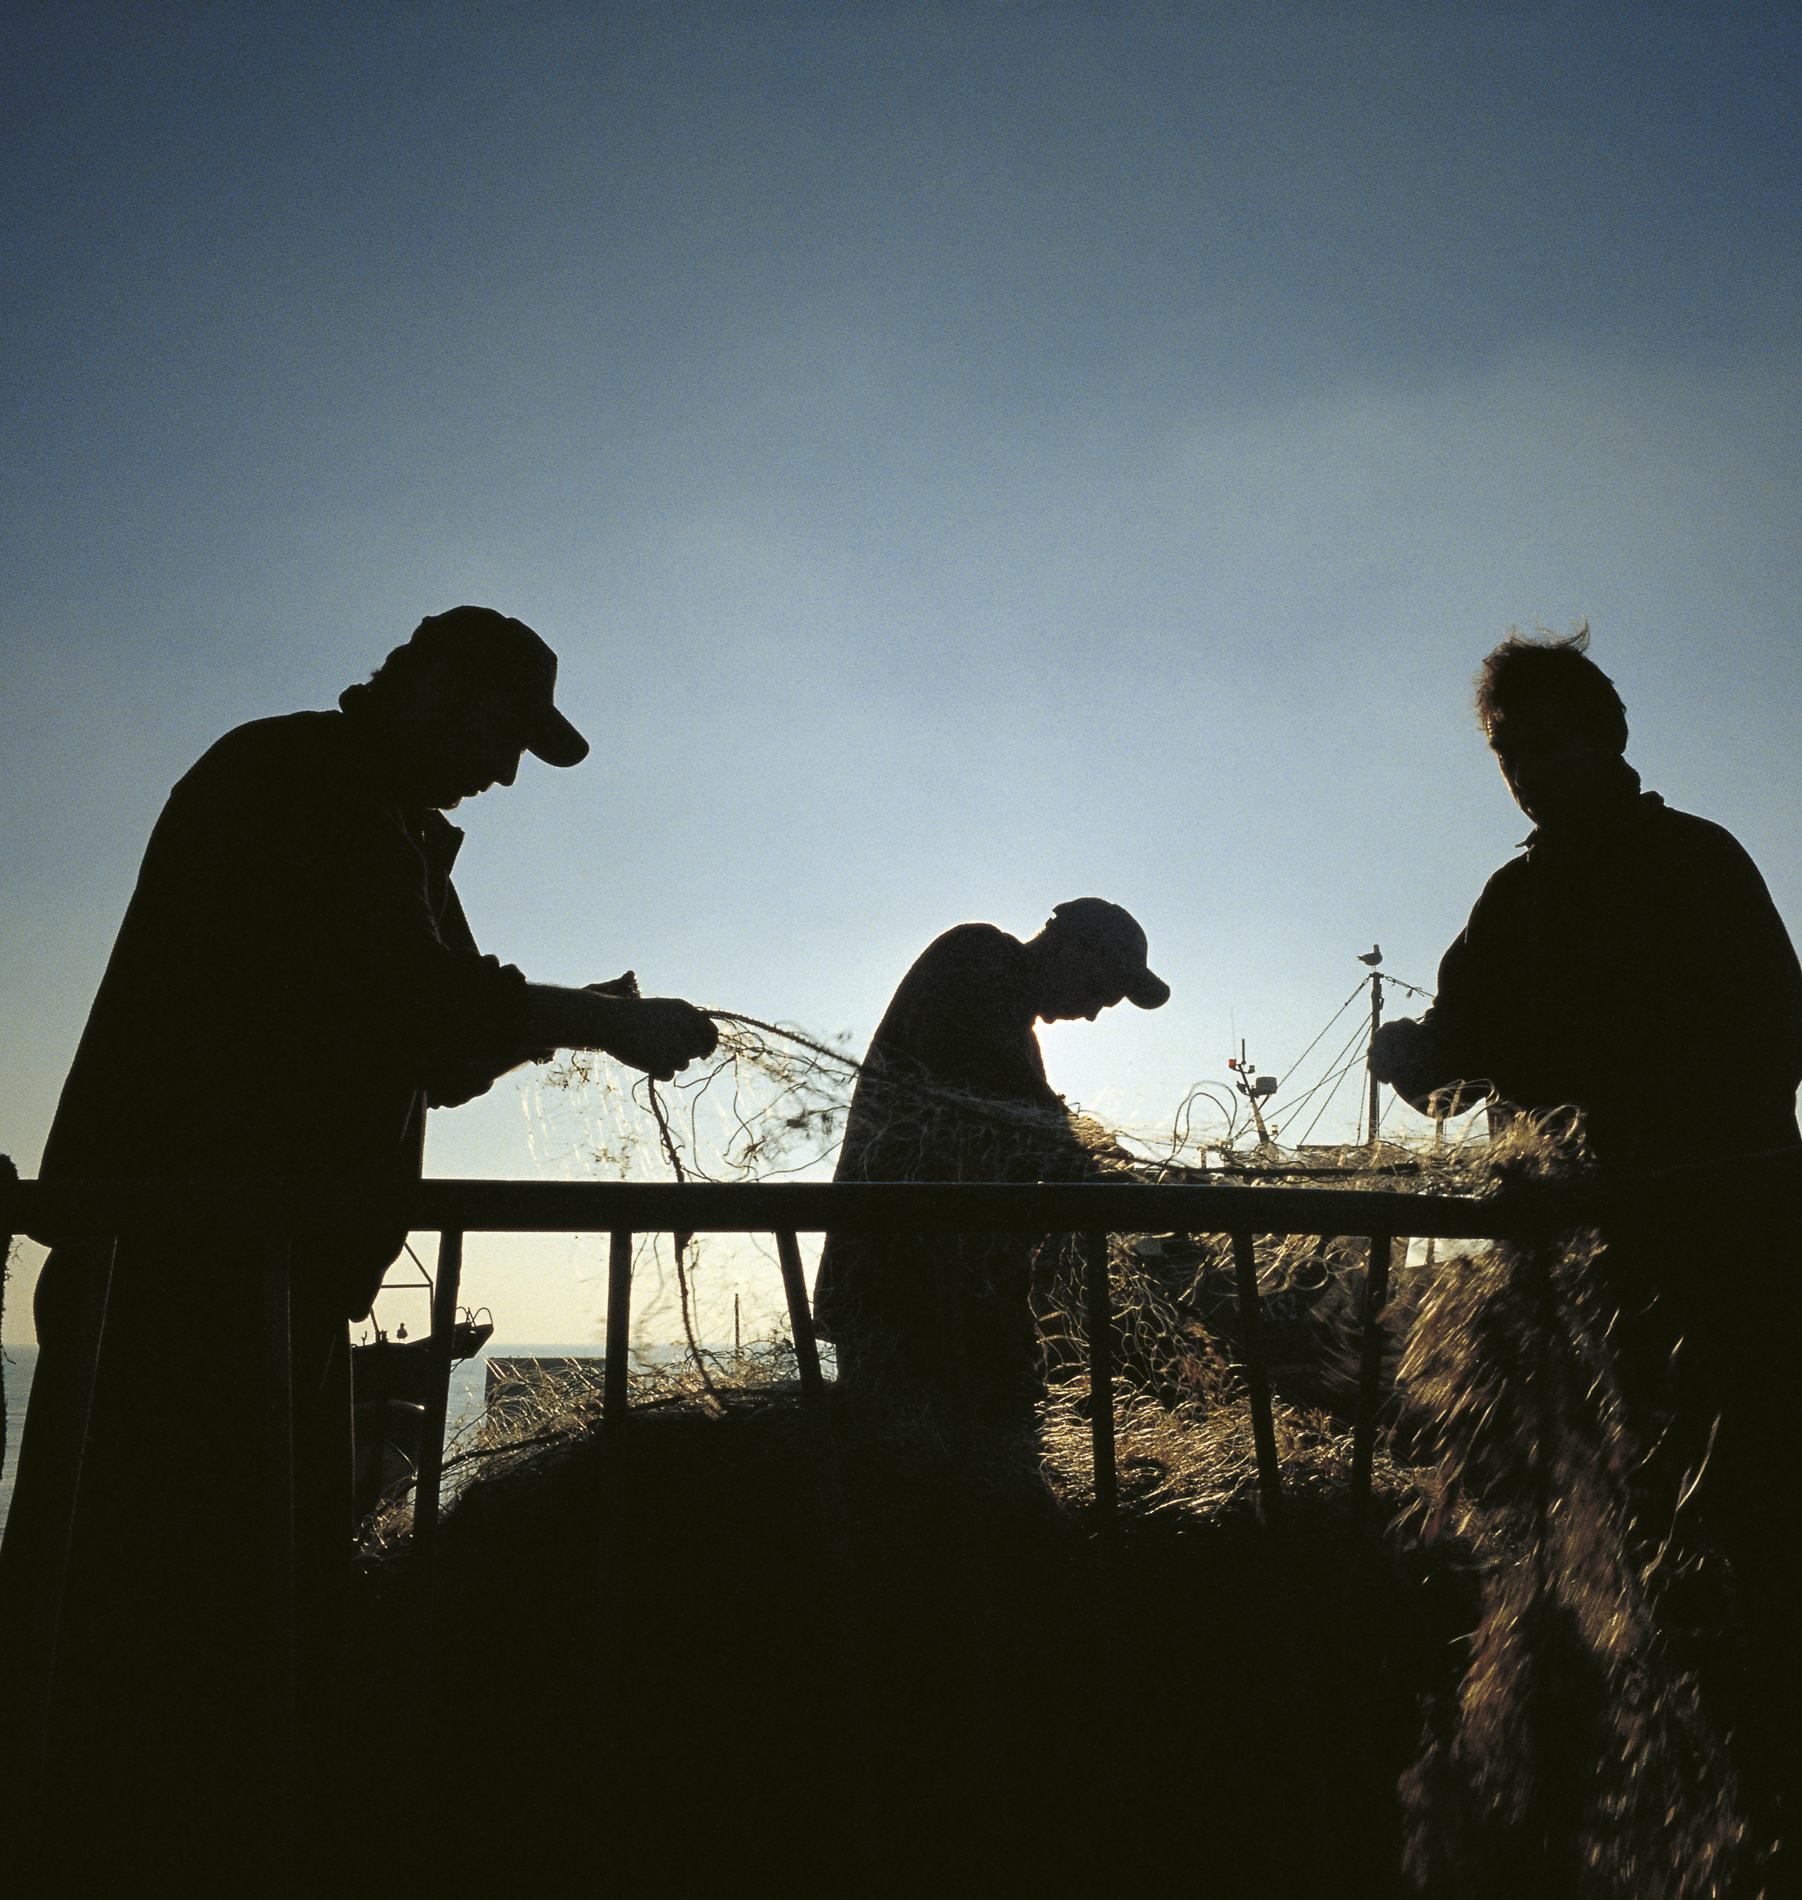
[1374,969,1434,1001]
[645,1078,716,1392]
[1279,980,1367,1079]
[702,1008,865,1073]
[699,1008,1093,1141]
[703,989,1388,1162]
[665,980,1420,1181]
[1264,1013,1372,1131]
[1293,1037,1373,1148]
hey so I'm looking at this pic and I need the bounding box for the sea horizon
[1,1338,759,1539]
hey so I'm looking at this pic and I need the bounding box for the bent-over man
[814,899,1169,1429]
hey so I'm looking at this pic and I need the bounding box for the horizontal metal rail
[3,1173,1579,1240]
[10,1147,1793,1245]
[12,1148,1797,1241]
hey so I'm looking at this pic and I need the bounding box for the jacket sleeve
[916,929,1065,1110]
[1381,863,1527,1115]
[419,878,551,1107]
[281,785,532,1071]
[1664,819,1802,1123]
[161,723,536,1075]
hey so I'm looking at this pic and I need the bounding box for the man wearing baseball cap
[814,898,1169,1431]
[3,605,717,1879]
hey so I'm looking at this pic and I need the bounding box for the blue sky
[5,2,1798,1343]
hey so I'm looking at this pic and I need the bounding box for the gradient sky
[5,2,1799,1345]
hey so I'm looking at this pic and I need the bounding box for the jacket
[813,923,1091,1355]
[1411,784,1802,1162]
[39,689,533,1314]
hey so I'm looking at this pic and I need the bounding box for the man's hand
[1367,1017,1430,1087]
[522,982,719,1079]
[598,997,720,1081]
[1369,1017,1489,1118]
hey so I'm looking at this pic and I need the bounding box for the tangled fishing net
[387,989,1795,1896]
[1397,1115,1760,1900]
[512,1005,1502,1434]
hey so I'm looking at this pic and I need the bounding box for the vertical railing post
[1,1154,14,1475]
[773,1230,829,1410]
[773,1229,862,1683]
[1350,1232,1394,1525]
[773,1229,842,1495]
[410,1229,464,1619]
[1229,1230,1283,1525]
[593,1229,639,1689]
[258,1233,297,1849]
[604,1230,633,1425]
[1,1231,117,1824]
[1083,1231,1118,1530]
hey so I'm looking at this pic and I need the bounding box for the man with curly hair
[1373,627,1802,1878]
[1370,626,1802,1165]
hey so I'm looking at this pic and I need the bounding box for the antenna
[1228,1041,1280,1147]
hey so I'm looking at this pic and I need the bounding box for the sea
[0,1341,608,1541]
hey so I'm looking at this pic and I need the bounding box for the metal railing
[8,1147,1800,1884]
[3,1174,1570,1498]
[0,1163,1646,1850]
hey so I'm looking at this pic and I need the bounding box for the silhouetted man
[1370,628,1802,1166]
[1370,627,1802,1870]
[1,606,718,1881]
[814,899,1169,1429]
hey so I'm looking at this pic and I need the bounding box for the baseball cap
[1048,899,1171,1009]
[406,605,590,767]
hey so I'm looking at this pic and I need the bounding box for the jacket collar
[419,806,465,874]
[337,687,466,870]
[1523,761,1659,858]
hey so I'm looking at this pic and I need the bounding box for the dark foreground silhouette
[339,1387,1470,1899]
[0,605,720,1880]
